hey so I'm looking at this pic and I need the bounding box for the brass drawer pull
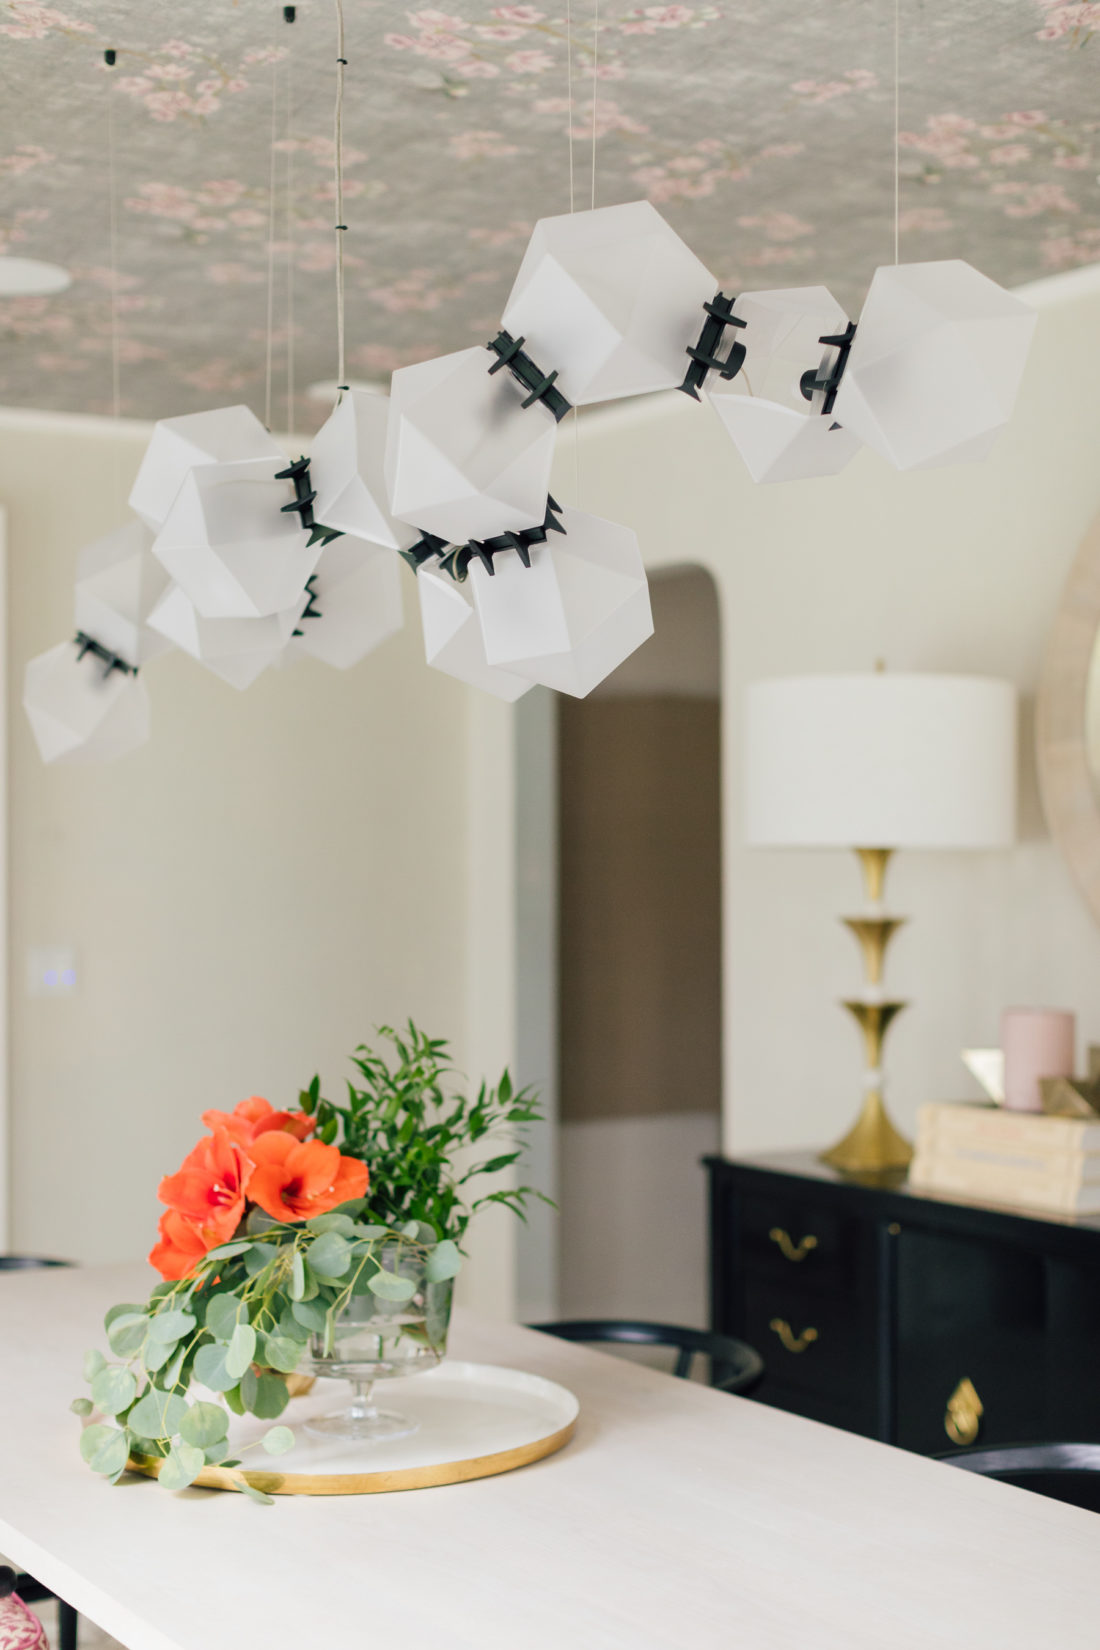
[769,1317,819,1355]
[769,1227,819,1264]
[944,1377,983,1447]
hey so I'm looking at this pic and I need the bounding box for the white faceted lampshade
[24,640,151,764]
[744,674,1017,849]
[385,346,557,544]
[309,390,417,550]
[152,457,322,620]
[469,505,654,698]
[147,583,305,690]
[831,261,1037,470]
[73,519,173,667]
[129,404,287,530]
[502,201,716,406]
[707,286,861,483]
[290,538,404,670]
[417,565,533,702]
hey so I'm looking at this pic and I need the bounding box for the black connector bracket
[275,455,344,546]
[74,632,137,678]
[799,323,856,418]
[486,332,572,423]
[680,292,747,400]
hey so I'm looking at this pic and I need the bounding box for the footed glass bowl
[305,1242,454,1443]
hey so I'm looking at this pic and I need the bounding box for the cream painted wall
[0,409,492,1279]
[550,265,1100,1163]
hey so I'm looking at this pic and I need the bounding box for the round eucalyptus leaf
[104,1302,145,1332]
[106,1313,149,1357]
[290,1249,306,1302]
[128,1388,188,1441]
[225,1322,257,1381]
[306,1230,352,1280]
[70,1397,94,1417]
[204,1295,243,1342]
[179,1401,229,1448]
[143,1335,180,1374]
[424,1240,461,1283]
[290,1298,327,1333]
[147,1309,196,1343]
[261,1425,295,1456]
[193,1343,236,1393]
[82,1348,106,1383]
[158,1442,206,1492]
[91,1365,137,1416]
[235,1476,275,1506]
[241,1369,290,1420]
[305,1212,357,1237]
[261,1334,303,1375]
[79,1424,130,1477]
[367,1269,417,1302]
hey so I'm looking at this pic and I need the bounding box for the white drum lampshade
[743,671,1017,1178]
[744,673,1017,850]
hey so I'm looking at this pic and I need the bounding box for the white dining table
[1,1262,1098,1650]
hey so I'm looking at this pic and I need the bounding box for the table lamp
[744,671,1017,1176]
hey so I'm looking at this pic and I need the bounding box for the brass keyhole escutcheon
[768,1228,818,1264]
[944,1377,983,1446]
[769,1317,819,1355]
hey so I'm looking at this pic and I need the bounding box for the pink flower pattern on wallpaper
[1,0,1099,418]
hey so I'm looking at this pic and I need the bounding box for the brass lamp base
[820,1089,913,1178]
[819,847,914,1180]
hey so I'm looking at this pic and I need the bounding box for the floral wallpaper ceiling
[0,0,1097,428]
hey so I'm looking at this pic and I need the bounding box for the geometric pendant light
[289,536,404,670]
[308,387,417,551]
[73,518,174,667]
[146,583,308,691]
[831,260,1037,470]
[416,563,533,702]
[23,638,151,764]
[128,404,287,531]
[501,200,717,405]
[705,286,863,483]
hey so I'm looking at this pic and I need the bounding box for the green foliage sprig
[300,1022,550,1243]
[72,1210,460,1504]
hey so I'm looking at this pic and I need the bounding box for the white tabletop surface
[1,1263,1098,1650]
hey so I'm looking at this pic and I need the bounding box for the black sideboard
[706,1151,1100,1453]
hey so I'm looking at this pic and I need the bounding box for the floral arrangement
[73,1023,544,1502]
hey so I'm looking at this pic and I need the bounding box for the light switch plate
[27,946,77,996]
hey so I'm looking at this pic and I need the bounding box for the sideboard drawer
[744,1281,875,1408]
[738,1193,860,1292]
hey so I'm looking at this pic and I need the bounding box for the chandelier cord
[105,51,121,426]
[590,0,600,210]
[264,52,279,431]
[893,0,900,264]
[286,44,296,432]
[333,0,348,398]
[566,0,575,213]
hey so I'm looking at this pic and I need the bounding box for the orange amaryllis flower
[247,1133,369,1222]
[200,1095,314,1147]
[149,1208,213,1281]
[157,1127,251,1246]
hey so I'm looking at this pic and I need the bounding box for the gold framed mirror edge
[1036,510,1100,926]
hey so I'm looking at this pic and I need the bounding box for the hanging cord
[285,40,296,431]
[892,0,899,263]
[263,54,279,430]
[105,50,121,425]
[565,0,576,214]
[589,0,600,210]
[333,0,348,398]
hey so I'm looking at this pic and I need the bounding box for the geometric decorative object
[151,458,323,620]
[468,505,653,698]
[385,346,558,545]
[129,404,287,531]
[831,260,1038,471]
[73,518,174,667]
[416,564,533,701]
[23,638,152,764]
[706,286,862,483]
[501,200,717,405]
[744,670,1018,1175]
[289,537,404,670]
[308,389,419,550]
[146,583,307,690]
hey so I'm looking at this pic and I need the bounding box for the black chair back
[937,1442,1100,1515]
[530,1318,764,1395]
[0,1256,70,1270]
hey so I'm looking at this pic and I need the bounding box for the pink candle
[1001,1007,1076,1113]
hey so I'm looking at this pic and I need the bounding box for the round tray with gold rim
[129,1361,578,1496]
